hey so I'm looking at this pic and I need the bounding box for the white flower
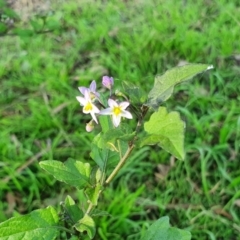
[76,91,100,124]
[78,80,100,99]
[100,99,132,127]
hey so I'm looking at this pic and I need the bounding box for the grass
[0,0,240,239]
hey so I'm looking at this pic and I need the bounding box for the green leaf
[64,195,83,223]
[75,215,96,239]
[99,110,134,139]
[91,125,132,171]
[147,64,213,109]
[93,132,115,151]
[30,19,44,32]
[104,124,135,142]
[0,206,59,240]
[85,183,102,206]
[122,81,146,103]
[0,0,6,7]
[90,143,109,170]
[0,23,7,34]
[13,28,35,37]
[86,167,102,206]
[99,115,111,133]
[141,107,185,160]
[46,19,61,30]
[90,143,119,172]
[2,7,19,19]
[89,166,102,186]
[93,123,133,153]
[141,216,191,240]
[39,159,91,189]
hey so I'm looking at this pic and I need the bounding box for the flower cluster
[76,76,132,131]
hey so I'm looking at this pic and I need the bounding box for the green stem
[117,140,123,159]
[85,202,94,215]
[105,144,135,185]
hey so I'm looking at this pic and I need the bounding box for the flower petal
[94,91,100,98]
[119,101,130,109]
[90,80,96,91]
[108,99,118,108]
[99,108,112,115]
[121,110,133,119]
[76,96,86,105]
[92,104,100,113]
[78,87,88,95]
[84,90,91,100]
[112,115,121,127]
[90,112,98,124]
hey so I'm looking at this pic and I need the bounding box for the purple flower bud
[102,76,114,89]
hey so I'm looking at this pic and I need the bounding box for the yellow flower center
[84,102,93,111]
[113,106,121,116]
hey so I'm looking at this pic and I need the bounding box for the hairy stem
[105,144,135,185]
[117,140,123,159]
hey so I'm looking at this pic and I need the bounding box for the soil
[6,0,51,20]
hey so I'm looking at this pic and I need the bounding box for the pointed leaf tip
[147,63,213,110]
[207,65,214,70]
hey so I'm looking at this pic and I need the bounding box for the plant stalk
[105,144,135,185]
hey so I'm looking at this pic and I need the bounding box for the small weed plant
[0,63,213,239]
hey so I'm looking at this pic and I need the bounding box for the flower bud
[86,120,94,132]
[102,76,114,89]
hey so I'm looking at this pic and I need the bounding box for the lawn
[0,0,240,239]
